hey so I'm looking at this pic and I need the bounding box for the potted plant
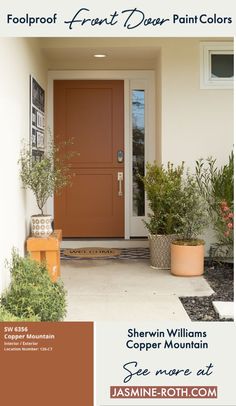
[19,137,76,237]
[140,161,185,269]
[171,174,208,276]
[196,152,234,259]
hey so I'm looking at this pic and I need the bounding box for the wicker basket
[149,234,177,269]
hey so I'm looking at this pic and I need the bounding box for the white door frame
[47,70,156,239]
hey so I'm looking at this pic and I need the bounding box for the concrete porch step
[65,294,190,322]
[61,258,213,321]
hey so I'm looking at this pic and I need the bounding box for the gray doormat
[61,247,150,260]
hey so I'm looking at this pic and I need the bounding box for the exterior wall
[42,37,158,70]
[159,38,233,168]
[41,36,233,166]
[47,57,156,70]
[0,38,47,293]
[158,38,233,251]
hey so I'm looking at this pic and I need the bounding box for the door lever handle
[117,172,123,197]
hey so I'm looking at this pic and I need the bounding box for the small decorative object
[140,161,185,269]
[171,174,208,276]
[36,131,44,149]
[30,76,45,160]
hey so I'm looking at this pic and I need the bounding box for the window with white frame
[200,42,234,89]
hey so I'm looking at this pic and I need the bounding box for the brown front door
[54,80,124,237]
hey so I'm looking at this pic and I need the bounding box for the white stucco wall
[41,36,233,166]
[158,38,233,253]
[159,38,233,168]
[0,38,47,293]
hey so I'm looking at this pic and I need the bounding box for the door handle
[117,172,123,197]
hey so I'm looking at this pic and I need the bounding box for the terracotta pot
[31,215,53,238]
[149,234,178,269]
[171,242,205,276]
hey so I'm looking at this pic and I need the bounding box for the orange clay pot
[171,241,205,276]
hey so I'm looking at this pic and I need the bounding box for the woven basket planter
[149,234,178,269]
[31,215,53,238]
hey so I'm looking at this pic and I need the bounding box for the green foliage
[196,152,234,245]
[1,251,67,321]
[19,136,78,214]
[0,305,40,321]
[140,162,185,234]
[172,239,205,246]
[176,174,208,242]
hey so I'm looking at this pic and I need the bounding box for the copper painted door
[54,80,124,237]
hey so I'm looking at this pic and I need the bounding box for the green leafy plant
[0,305,40,321]
[19,137,77,215]
[140,161,185,234]
[1,251,67,321]
[196,152,234,246]
[174,174,208,245]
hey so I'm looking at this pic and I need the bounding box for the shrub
[175,174,208,243]
[1,251,67,321]
[140,161,185,234]
[196,152,234,247]
[0,305,39,322]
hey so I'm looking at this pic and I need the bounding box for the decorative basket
[149,234,177,269]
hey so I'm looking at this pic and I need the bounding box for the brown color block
[0,322,94,406]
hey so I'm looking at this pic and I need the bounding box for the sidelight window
[132,89,145,217]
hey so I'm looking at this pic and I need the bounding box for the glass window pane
[132,90,145,216]
[211,54,234,78]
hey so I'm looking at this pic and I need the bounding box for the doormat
[61,247,150,260]
[62,247,121,259]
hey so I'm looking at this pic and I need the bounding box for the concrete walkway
[61,259,213,322]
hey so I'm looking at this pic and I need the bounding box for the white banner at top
[0,0,235,37]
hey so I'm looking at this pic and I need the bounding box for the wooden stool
[27,230,62,282]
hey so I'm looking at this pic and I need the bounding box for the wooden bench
[26,230,62,282]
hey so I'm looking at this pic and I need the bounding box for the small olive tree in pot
[171,174,209,276]
[19,138,76,237]
[140,161,185,269]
